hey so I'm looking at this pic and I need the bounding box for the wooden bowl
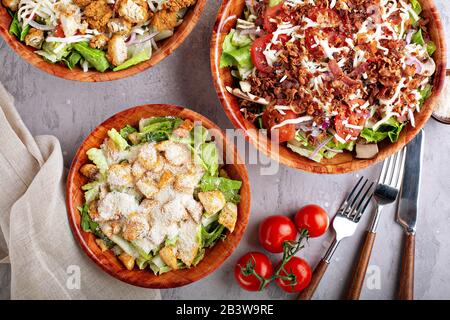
[210,0,446,174]
[66,104,251,288]
[0,0,206,82]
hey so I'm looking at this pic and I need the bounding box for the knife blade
[396,130,425,234]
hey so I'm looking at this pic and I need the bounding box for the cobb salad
[221,0,436,162]
[78,116,242,274]
[2,0,196,72]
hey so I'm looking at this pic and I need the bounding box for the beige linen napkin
[0,83,161,300]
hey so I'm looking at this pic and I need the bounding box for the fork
[346,148,407,300]
[297,177,374,300]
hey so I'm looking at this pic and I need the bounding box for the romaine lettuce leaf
[73,42,110,72]
[361,117,405,143]
[86,148,108,174]
[108,128,129,150]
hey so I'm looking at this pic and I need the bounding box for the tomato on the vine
[295,204,329,238]
[275,257,312,293]
[234,252,274,291]
[262,107,297,143]
[259,215,298,253]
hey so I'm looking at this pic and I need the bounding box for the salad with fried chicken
[78,116,242,273]
[221,0,436,162]
[2,0,196,72]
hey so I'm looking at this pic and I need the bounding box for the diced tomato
[334,108,368,141]
[54,24,65,38]
[262,107,297,143]
[250,34,273,74]
[263,4,292,32]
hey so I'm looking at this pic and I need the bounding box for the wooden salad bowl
[0,0,206,82]
[210,0,446,174]
[66,104,251,288]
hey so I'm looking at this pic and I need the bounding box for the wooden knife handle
[346,231,377,300]
[397,233,415,300]
[297,259,329,300]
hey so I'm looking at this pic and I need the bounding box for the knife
[396,130,424,300]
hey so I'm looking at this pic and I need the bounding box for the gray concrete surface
[1,0,450,300]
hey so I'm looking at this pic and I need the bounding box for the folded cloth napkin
[0,83,161,300]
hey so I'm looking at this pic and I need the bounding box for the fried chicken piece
[118,0,150,24]
[150,10,178,32]
[24,28,44,49]
[106,34,128,66]
[89,34,109,49]
[73,0,93,7]
[84,0,113,32]
[107,18,132,35]
[163,0,196,12]
[2,0,19,11]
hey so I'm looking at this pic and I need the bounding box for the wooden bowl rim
[210,0,447,174]
[66,104,251,288]
[0,0,206,82]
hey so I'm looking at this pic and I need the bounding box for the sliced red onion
[125,32,136,45]
[126,32,158,46]
[406,56,423,74]
[406,29,414,44]
[309,136,334,160]
[321,119,330,129]
[27,20,55,31]
[324,146,344,153]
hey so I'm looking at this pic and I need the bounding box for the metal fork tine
[347,179,369,218]
[394,148,407,189]
[389,150,403,186]
[353,182,375,221]
[340,176,364,215]
[378,155,391,184]
[384,153,397,185]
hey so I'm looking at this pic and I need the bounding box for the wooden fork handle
[346,231,376,300]
[397,233,415,300]
[297,259,329,300]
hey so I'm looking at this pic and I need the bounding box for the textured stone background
[1,0,449,300]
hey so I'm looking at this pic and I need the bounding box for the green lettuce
[36,41,72,63]
[411,29,436,56]
[138,117,183,142]
[86,148,108,174]
[113,39,152,71]
[63,52,82,70]
[78,204,114,248]
[360,117,405,143]
[220,29,253,76]
[119,124,137,140]
[201,223,226,248]
[199,175,242,203]
[73,42,110,72]
[108,128,129,150]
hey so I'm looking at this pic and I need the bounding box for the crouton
[107,163,133,190]
[88,200,100,220]
[156,141,191,166]
[131,161,146,179]
[80,163,99,180]
[137,142,159,170]
[198,191,226,215]
[176,219,200,267]
[150,10,178,32]
[118,0,150,24]
[136,175,159,198]
[95,239,109,252]
[24,28,44,49]
[89,33,109,49]
[174,171,202,193]
[163,0,196,12]
[84,0,113,32]
[2,0,18,11]
[73,0,93,7]
[159,246,178,270]
[218,202,238,232]
[172,119,194,138]
[122,213,149,241]
[107,18,132,35]
[118,252,135,270]
[158,170,174,188]
[106,34,128,66]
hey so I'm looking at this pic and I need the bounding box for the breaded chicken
[24,28,44,49]
[163,0,196,12]
[2,0,18,11]
[73,0,93,7]
[107,18,132,35]
[118,0,150,24]
[150,10,178,32]
[176,218,200,267]
[106,34,128,66]
[89,33,109,49]
[84,0,113,32]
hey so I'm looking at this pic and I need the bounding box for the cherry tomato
[259,215,298,253]
[262,106,297,143]
[275,257,312,293]
[235,252,274,291]
[263,4,291,32]
[334,109,368,140]
[250,34,273,74]
[54,24,65,37]
[295,204,329,238]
